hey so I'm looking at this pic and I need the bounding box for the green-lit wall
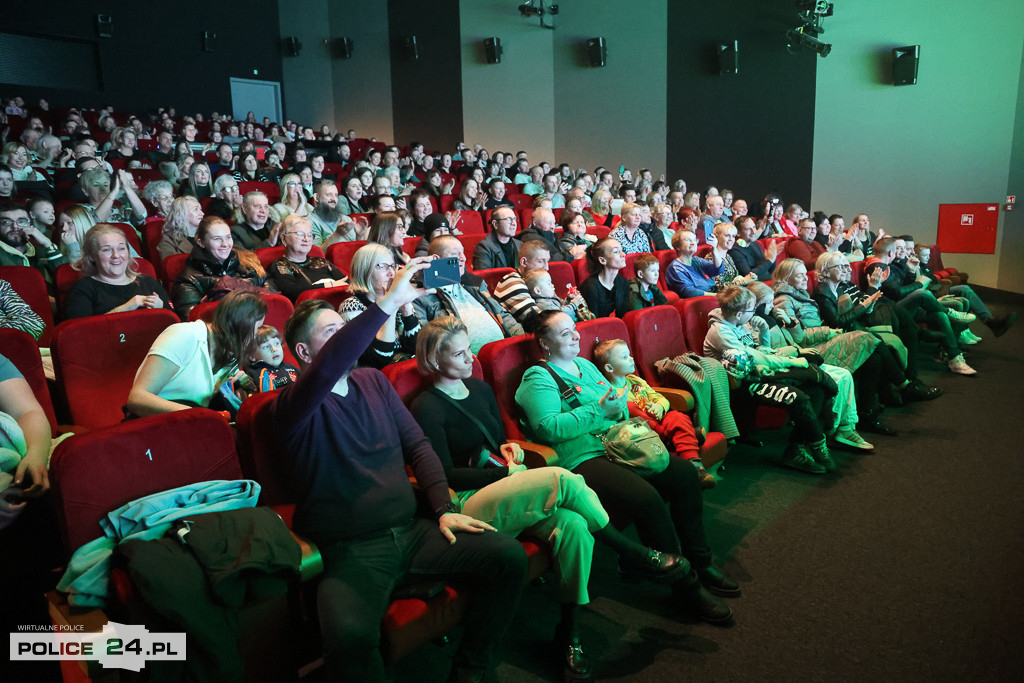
[811,0,1024,291]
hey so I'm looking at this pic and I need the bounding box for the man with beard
[230,191,278,251]
[0,203,68,288]
[309,180,362,248]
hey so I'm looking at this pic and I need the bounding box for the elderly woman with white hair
[79,167,148,228]
[268,215,346,302]
[141,180,176,221]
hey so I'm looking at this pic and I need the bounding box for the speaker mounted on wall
[403,36,420,61]
[892,45,920,86]
[587,37,606,67]
[484,37,502,64]
[716,40,739,75]
[96,14,113,39]
[284,36,302,57]
[202,31,216,53]
[332,37,353,59]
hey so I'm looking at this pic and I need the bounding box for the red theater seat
[0,265,55,345]
[0,329,58,434]
[326,240,367,277]
[50,309,180,431]
[295,285,351,307]
[255,245,324,270]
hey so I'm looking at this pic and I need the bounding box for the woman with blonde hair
[269,172,309,223]
[336,242,420,368]
[156,196,204,261]
[182,162,214,199]
[54,205,100,263]
[589,189,613,227]
[64,224,169,318]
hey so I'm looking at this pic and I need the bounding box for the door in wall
[229,77,282,124]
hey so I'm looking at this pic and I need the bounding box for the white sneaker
[959,329,979,345]
[967,329,983,343]
[948,353,977,376]
[834,428,875,451]
[947,309,977,323]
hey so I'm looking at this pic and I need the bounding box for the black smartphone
[419,257,461,289]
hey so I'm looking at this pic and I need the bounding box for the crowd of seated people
[2,93,1020,682]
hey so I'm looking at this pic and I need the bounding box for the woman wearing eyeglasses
[336,243,421,368]
[268,215,347,302]
[366,211,411,266]
[269,172,309,224]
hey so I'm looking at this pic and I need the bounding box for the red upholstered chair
[295,285,351,307]
[806,270,818,291]
[50,309,180,431]
[239,180,280,205]
[109,222,143,255]
[547,260,576,295]
[674,296,719,357]
[571,257,591,287]
[49,408,241,554]
[188,292,291,327]
[506,193,531,212]
[48,408,312,683]
[695,245,713,259]
[457,234,488,269]
[850,260,865,287]
[0,265,55,345]
[477,335,544,443]
[142,220,164,265]
[519,208,533,229]
[620,307,729,466]
[621,253,643,280]
[326,240,367,277]
[451,210,485,234]
[402,236,421,259]
[474,267,515,294]
[610,215,622,229]
[161,253,188,289]
[586,225,611,239]
[439,194,456,213]
[651,249,681,305]
[0,329,58,434]
[255,245,324,270]
[54,257,158,312]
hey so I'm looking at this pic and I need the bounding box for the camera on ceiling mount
[788,0,834,57]
[518,1,558,29]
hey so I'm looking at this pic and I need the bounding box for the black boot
[553,621,591,682]
[986,312,1018,337]
[672,570,734,625]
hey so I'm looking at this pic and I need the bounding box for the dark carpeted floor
[394,286,1024,683]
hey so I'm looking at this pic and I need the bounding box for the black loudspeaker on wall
[717,40,739,75]
[892,45,920,86]
[202,31,216,53]
[484,37,502,64]
[587,37,607,67]
[404,36,420,61]
[285,36,302,57]
[333,37,353,59]
[96,14,113,39]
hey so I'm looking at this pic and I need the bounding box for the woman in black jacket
[171,216,268,320]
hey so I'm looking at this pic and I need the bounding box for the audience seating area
[3,95,1007,683]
